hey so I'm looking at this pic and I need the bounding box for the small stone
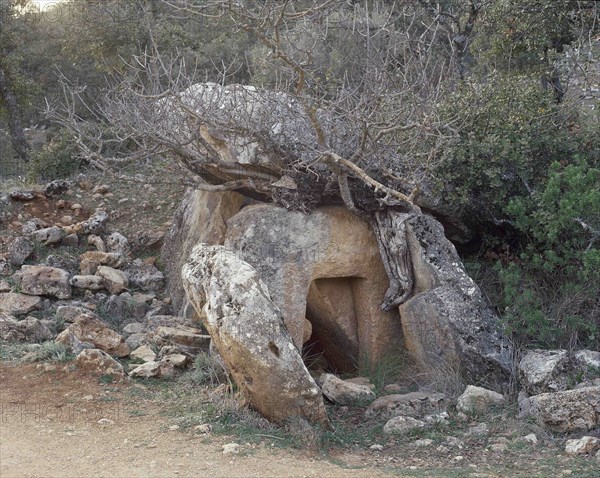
[61,234,79,247]
[130,345,156,363]
[453,456,464,462]
[60,215,74,225]
[564,436,600,455]
[436,445,449,453]
[222,443,240,455]
[456,385,505,414]
[522,433,538,445]
[195,424,212,434]
[414,439,433,447]
[383,383,402,393]
[383,416,426,435]
[168,425,180,431]
[490,442,508,452]
[369,444,384,451]
[445,436,464,448]
[467,423,490,437]
[70,203,83,210]
[98,418,114,425]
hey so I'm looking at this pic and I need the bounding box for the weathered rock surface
[75,349,125,378]
[318,373,376,405]
[70,275,105,291]
[224,204,403,370]
[565,436,600,455]
[397,214,511,389]
[105,232,130,257]
[366,392,447,418]
[148,325,210,355]
[130,345,157,363]
[182,243,331,428]
[56,314,130,357]
[7,237,34,266]
[125,332,147,350]
[80,210,109,235]
[122,260,164,291]
[79,251,123,275]
[161,189,245,315]
[44,179,69,197]
[383,416,426,435]
[128,361,161,378]
[456,385,505,414]
[55,305,91,323]
[30,226,64,245]
[575,350,600,369]
[0,314,53,342]
[519,349,572,395]
[19,265,72,299]
[96,266,128,294]
[519,386,600,432]
[0,292,42,315]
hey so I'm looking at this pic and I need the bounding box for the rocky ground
[1,172,599,477]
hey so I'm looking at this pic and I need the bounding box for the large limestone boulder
[19,265,72,299]
[0,292,41,315]
[519,349,572,395]
[182,243,331,428]
[519,386,600,432]
[397,214,511,389]
[161,189,244,314]
[224,204,403,371]
[56,313,130,357]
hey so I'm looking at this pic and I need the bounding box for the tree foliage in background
[2,0,599,350]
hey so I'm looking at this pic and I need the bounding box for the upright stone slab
[182,243,331,428]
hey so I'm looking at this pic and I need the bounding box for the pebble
[97,418,114,425]
[169,425,180,431]
[522,433,538,445]
[414,439,433,447]
[222,443,240,455]
[370,444,384,451]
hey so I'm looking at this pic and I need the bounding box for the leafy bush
[436,73,595,228]
[27,129,80,181]
[497,160,600,348]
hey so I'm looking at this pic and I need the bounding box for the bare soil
[0,362,394,478]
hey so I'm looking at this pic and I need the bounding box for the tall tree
[0,0,32,162]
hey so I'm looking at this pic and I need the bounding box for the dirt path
[0,363,397,478]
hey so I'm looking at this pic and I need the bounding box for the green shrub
[27,129,80,181]
[498,160,600,348]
